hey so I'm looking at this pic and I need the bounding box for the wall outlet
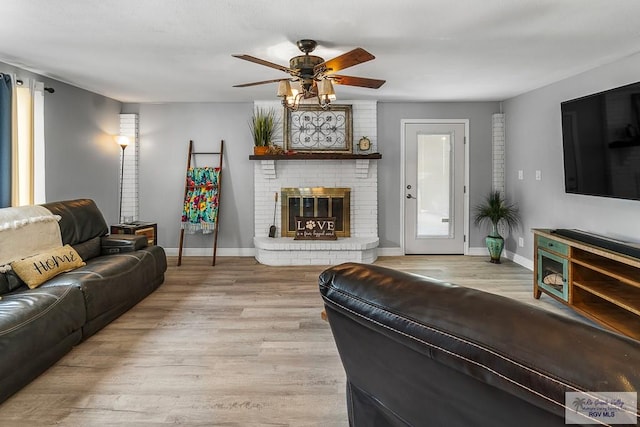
[518,237,524,247]
[518,170,524,180]
[535,170,542,181]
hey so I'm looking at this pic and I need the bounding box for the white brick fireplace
[253,100,379,266]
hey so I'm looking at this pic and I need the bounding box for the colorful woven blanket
[181,167,220,234]
[0,205,62,272]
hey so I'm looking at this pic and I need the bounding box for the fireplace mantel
[252,153,381,179]
[249,153,381,161]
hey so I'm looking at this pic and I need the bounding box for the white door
[404,122,466,254]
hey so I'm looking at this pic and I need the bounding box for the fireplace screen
[281,187,350,237]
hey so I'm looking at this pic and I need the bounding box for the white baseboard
[467,246,488,256]
[505,250,534,271]
[469,247,533,271]
[164,247,255,257]
[378,247,492,256]
[377,247,404,256]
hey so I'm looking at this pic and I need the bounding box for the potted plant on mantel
[249,108,279,155]
[473,190,521,264]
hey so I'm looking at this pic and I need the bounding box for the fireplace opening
[281,187,351,237]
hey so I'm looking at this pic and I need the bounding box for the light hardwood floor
[0,256,587,426]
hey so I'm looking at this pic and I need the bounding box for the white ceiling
[2,0,640,104]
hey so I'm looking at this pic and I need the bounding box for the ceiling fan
[232,39,385,108]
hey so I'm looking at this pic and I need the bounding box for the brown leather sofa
[319,263,640,426]
[0,199,166,403]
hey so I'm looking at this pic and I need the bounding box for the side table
[110,221,157,246]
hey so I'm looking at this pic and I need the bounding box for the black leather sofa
[319,263,640,426]
[0,199,167,403]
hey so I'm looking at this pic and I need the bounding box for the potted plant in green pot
[473,190,520,264]
[249,107,279,155]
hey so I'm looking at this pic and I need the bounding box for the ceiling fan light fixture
[318,79,336,100]
[317,79,336,109]
[283,94,302,110]
[277,80,293,98]
[278,80,302,110]
[290,80,302,96]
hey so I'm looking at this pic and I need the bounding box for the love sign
[294,217,337,240]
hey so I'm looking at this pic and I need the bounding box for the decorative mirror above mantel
[284,104,352,153]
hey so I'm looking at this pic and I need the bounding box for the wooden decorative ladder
[177,140,224,266]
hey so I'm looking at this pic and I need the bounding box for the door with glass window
[404,122,465,254]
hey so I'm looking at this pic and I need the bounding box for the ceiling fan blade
[233,78,290,88]
[314,48,375,74]
[331,75,386,89]
[232,54,291,73]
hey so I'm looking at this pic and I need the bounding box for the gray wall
[122,102,254,250]
[1,61,122,223]
[504,51,640,261]
[129,101,501,251]
[377,102,501,249]
[20,51,623,259]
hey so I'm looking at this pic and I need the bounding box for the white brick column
[119,113,139,222]
[492,113,505,194]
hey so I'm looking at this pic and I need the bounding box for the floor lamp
[116,135,130,224]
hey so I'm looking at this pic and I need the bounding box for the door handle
[406,194,416,199]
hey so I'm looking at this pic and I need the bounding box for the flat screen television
[561,81,640,201]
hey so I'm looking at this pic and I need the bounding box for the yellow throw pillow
[11,245,85,289]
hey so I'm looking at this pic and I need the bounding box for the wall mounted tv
[561,81,640,201]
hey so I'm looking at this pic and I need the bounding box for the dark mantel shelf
[249,153,382,161]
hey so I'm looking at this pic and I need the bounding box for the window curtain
[14,83,34,206]
[32,82,45,204]
[0,74,11,208]
[0,75,45,207]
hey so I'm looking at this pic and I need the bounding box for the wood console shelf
[249,153,382,161]
[533,229,640,340]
